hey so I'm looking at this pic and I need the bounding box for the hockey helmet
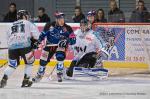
[87,10,96,16]
[17,10,30,20]
[54,11,65,19]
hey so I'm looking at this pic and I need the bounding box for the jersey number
[11,24,25,34]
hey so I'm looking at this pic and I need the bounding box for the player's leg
[55,50,66,82]
[21,47,35,87]
[32,46,57,82]
[0,49,20,88]
[55,39,69,82]
[66,60,77,77]
[66,52,97,78]
[77,52,97,68]
[83,51,108,78]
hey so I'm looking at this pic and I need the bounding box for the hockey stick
[46,44,58,47]
[0,48,8,68]
[0,48,8,50]
[47,65,56,80]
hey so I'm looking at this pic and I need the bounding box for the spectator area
[0,0,149,22]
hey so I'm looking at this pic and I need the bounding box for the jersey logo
[9,59,17,68]
[85,37,92,41]
[60,30,63,34]
[75,46,87,53]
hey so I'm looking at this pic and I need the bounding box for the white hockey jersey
[7,20,40,49]
[71,29,102,60]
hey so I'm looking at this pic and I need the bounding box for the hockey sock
[56,61,64,73]
[4,66,16,78]
[24,64,32,78]
[37,65,46,76]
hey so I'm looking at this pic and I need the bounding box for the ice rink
[0,66,150,99]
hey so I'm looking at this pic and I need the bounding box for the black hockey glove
[32,41,41,49]
[30,37,41,49]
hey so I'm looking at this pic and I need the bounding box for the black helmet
[17,10,30,20]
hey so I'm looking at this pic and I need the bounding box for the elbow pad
[69,33,76,45]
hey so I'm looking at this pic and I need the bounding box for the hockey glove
[32,41,41,49]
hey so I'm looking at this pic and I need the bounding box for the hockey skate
[21,75,32,87]
[64,68,74,80]
[0,75,8,88]
[57,72,63,82]
[32,74,43,83]
[21,79,33,87]
[0,79,7,88]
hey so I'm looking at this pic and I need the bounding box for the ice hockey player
[87,10,96,29]
[66,19,108,77]
[32,12,76,82]
[0,10,40,88]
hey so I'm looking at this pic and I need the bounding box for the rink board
[0,23,150,69]
[0,59,148,69]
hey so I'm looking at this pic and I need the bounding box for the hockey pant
[66,52,97,77]
[4,47,34,78]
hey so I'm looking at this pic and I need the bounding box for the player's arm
[38,31,49,42]
[30,22,51,49]
[29,22,41,49]
[32,30,51,49]
[30,23,40,40]
[68,32,76,45]
[93,34,102,55]
[66,25,76,45]
[38,22,54,43]
[38,22,55,42]
[6,25,12,40]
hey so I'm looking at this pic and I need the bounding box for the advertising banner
[94,23,150,65]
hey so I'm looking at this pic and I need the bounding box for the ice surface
[0,66,150,99]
